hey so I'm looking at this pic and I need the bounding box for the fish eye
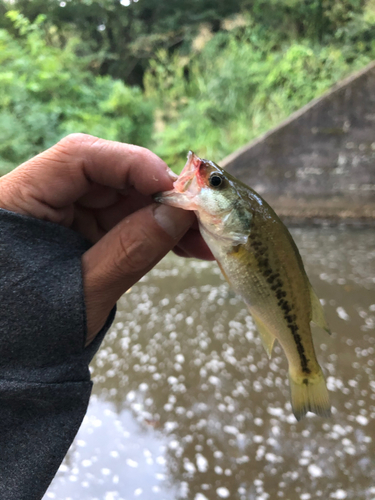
[209,174,223,188]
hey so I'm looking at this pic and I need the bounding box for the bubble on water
[256,445,265,460]
[308,464,323,477]
[223,425,239,435]
[167,376,179,385]
[196,453,209,472]
[82,459,92,467]
[272,426,281,437]
[126,458,138,468]
[215,466,223,474]
[209,375,221,386]
[183,460,196,474]
[336,307,350,321]
[104,493,119,500]
[195,494,209,500]
[356,415,369,425]
[169,440,179,450]
[332,424,348,436]
[267,407,284,417]
[175,353,185,363]
[217,487,230,498]
[327,376,345,392]
[164,421,178,432]
[265,453,282,463]
[156,455,166,465]
[134,488,143,496]
[299,458,310,466]
[126,391,136,402]
[330,490,347,499]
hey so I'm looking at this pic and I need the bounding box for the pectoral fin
[251,313,276,359]
[309,284,331,335]
[217,260,232,287]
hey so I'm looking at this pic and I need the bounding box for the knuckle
[116,227,156,277]
[59,132,94,147]
[56,133,109,163]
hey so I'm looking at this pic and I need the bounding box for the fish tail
[289,369,331,421]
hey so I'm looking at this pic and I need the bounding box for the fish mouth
[153,151,202,210]
[173,151,202,194]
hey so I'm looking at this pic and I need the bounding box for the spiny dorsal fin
[309,284,331,335]
[251,313,276,359]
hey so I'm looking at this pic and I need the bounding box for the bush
[0,11,154,174]
[144,12,375,170]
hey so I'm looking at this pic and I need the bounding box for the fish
[155,151,331,421]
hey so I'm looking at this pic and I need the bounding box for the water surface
[45,226,375,500]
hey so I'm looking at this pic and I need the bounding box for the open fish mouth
[153,151,202,209]
[173,151,202,194]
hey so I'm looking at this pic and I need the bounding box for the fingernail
[154,204,193,239]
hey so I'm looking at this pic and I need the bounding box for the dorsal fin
[309,284,331,335]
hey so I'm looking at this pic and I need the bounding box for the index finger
[9,133,177,209]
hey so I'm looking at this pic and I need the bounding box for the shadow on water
[46,226,375,500]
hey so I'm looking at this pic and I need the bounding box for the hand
[0,134,213,345]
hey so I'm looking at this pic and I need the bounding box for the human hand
[0,134,213,345]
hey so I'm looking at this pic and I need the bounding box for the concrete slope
[222,61,375,221]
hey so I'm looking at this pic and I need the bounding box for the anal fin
[251,313,276,359]
[309,284,331,335]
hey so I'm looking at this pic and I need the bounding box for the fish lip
[173,151,201,193]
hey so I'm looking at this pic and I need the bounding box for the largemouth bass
[155,151,331,421]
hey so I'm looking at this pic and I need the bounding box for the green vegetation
[0,11,153,175]
[1,1,375,173]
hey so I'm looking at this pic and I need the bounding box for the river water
[45,225,375,500]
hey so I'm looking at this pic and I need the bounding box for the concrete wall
[222,61,375,220]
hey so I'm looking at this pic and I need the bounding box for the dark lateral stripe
[251,236,311,374]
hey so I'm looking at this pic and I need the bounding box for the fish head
[155,151,253,245]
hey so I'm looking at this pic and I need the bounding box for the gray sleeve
[0,208,115,500]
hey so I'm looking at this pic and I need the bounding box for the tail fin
[289,370,331,421]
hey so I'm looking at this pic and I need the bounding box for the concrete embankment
[222,61,375,222]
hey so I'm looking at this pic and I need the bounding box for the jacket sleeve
[0,208,115,500]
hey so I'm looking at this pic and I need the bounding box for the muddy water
[45,226,375,500]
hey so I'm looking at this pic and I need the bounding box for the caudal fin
[289,370,331,421]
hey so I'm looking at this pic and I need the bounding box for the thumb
[82,203,194,344]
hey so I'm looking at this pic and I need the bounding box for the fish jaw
[154,151,203,211]
[154,188,199,211]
